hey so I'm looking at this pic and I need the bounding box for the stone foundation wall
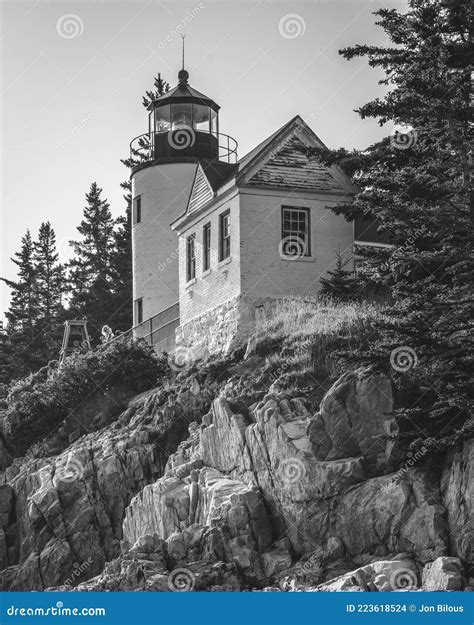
[175,296,279,356]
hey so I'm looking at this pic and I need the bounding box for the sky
[0,0,407,318]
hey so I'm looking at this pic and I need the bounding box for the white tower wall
[131,162,197,323]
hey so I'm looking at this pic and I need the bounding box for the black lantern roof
[148,69,220,113]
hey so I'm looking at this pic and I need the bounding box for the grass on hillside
[223,298,383,414]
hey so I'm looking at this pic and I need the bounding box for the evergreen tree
[122,72,170,169]
[109,205,133,331]
[319,251,359,302]
[141,72,170,109]
[309,0,472,450]
[3,231,38,339]
[1,230,40,377]
[34,222,64,322]
[68,182,117,341]
[33,222,65,361]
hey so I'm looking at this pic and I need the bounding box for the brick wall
[239,188,354,301]
[177,190,242,324]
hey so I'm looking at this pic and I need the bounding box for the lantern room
[130,68,237,166]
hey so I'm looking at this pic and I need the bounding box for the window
[186,234,196,281]
[135,298,143,325]
[155,105,171,132]
[219,210,231,261]
[203,223,211,271]
[133,196,142,224]
[281,207,310,257]
[171,103,192,129]
[193,104,210,132]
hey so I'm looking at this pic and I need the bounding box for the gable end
[187,165,214,213]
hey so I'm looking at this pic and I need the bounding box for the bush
[4,337,168,456]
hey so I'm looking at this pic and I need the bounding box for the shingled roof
[173,116,354,229]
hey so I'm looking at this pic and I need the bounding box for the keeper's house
[130,67,384,354]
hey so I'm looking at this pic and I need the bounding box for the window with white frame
[203,222,211,271]
[281,206,310,257]
[186,234,196,281]
[219,210,231,261]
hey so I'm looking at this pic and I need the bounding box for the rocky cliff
[1,350,470,593]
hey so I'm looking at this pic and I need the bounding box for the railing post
[149,317,153,345]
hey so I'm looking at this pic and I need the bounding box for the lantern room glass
[153,103,218,135]
[155,105,171,132]
[193,104,210,132]
[171,103,192,129]
[210,109,218,135]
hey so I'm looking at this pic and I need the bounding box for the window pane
[219,211,230,260]
[210,109,218,135]
[203,223,211,271]
[134,197,141,224]
[281,207,310,256]
[136,299,143,324]
[171,103,192,129]
[187,234,196,280]
[155,105,170,132]
[193,104,210,132]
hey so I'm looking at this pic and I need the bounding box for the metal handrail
[130,130,238,164]
[106,302,180,346]
[135,317,180,343]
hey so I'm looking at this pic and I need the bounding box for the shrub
[4,337,167,456]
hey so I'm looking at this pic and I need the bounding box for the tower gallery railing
[130,130,238,164]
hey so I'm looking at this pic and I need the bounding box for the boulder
[315,368,396,466]
[263,550,293,578]
[441,440,473,565]
[422,557,464,591]
[318,559,419,592]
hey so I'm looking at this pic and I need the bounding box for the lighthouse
[130,65,238,349]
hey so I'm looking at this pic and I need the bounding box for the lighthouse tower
[130,66,237,348]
